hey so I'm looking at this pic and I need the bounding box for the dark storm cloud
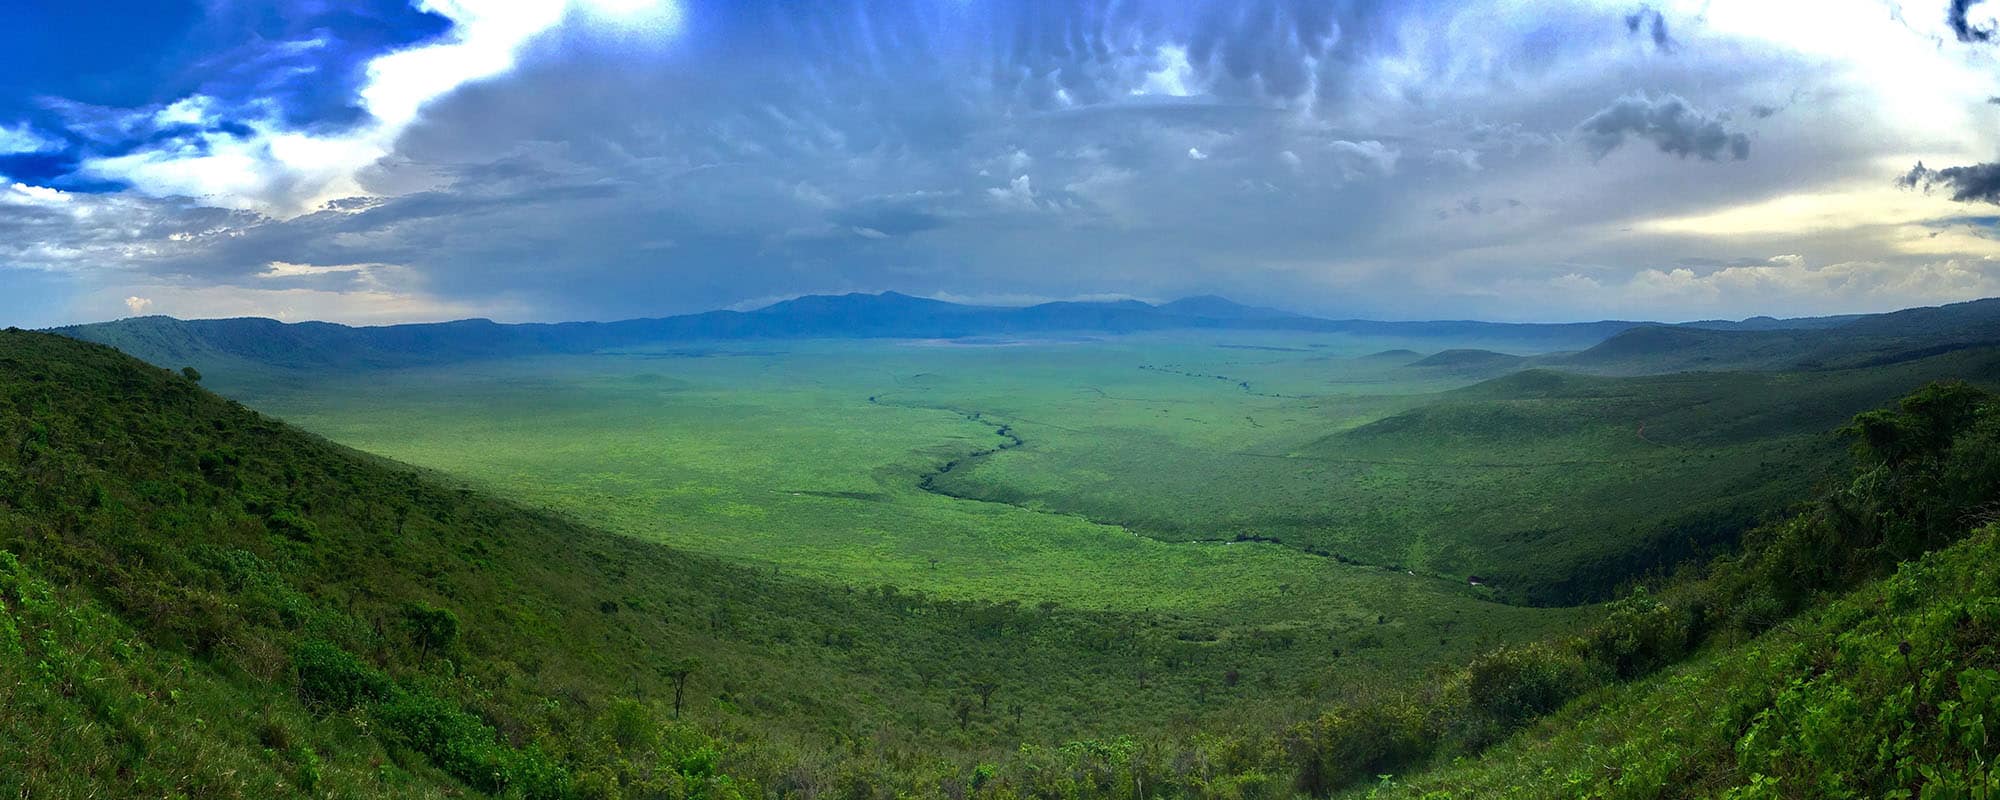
[1624,6,1677,53]
[1900,161,2000,204]
[10,0,1995,326]
[1951,0,1996,43]
[1577,93,1751,161]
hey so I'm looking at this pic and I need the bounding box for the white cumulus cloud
[80,0,687,217]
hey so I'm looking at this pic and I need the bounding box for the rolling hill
[1553,297,2000,375]
[49,292,1647,375]
[67,290,1990,383]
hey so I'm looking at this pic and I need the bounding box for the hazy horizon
[47,286,1968,330]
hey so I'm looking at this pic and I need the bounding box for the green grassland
[929,348,2000,603]
[0,330,1570,797]
[15,315,2000,798]
[217,333,1545,620]
[206,328,2000,653]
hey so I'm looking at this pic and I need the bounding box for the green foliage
[374,690,573,799]
[1578,589,1698,679]
[924,353,1999,603]
[293,639,390,710]
[1461,645,1595,744]
[1375,529,2000,799]
[1362,382,2000,797]
[400,603,459,659]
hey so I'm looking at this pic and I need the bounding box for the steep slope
[1370,526,2000,798]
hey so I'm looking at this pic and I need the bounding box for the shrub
[1463,644,1594,747]
[265,506,319,542]
[400,602,460,660]
[292,639,389,710]
[1581,589,1699,678]
[375,689,575,799]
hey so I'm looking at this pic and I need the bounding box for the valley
[15,293,2000,798]
[11,4,2000,795]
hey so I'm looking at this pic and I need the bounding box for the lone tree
[181,366,202,382]
[400,604,459,661]
[953,697,974,731]
[972,679,1000,710]
[660,657,702,718]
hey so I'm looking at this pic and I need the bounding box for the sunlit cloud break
[80,0,686,217]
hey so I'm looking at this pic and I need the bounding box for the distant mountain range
[42,290,1999,374]
[1370,297,2000,376]
[39,291,1616,371]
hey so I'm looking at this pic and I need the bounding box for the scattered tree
[661,657,702,718]
[972,679,999,710]
[400,603,459,661]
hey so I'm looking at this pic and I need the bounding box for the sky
[2,0,1999,327]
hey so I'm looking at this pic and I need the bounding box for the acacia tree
[401,604,459,661]
[972,679,999,710]
[661,657,702,718]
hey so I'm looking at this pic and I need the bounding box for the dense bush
[293,639,391,710]
[1381,527,2000,798]
[373,690,573,799]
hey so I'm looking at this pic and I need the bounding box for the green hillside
[1553,298,2000,376]
[1370,526,2000,797]
[1369,380,2000,797]
[930,346,2000,604]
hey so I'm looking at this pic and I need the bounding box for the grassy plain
[212,327,2000,710]
[223,330,2000,610]
[926,347,2000,602]
[220,332,1599,679]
